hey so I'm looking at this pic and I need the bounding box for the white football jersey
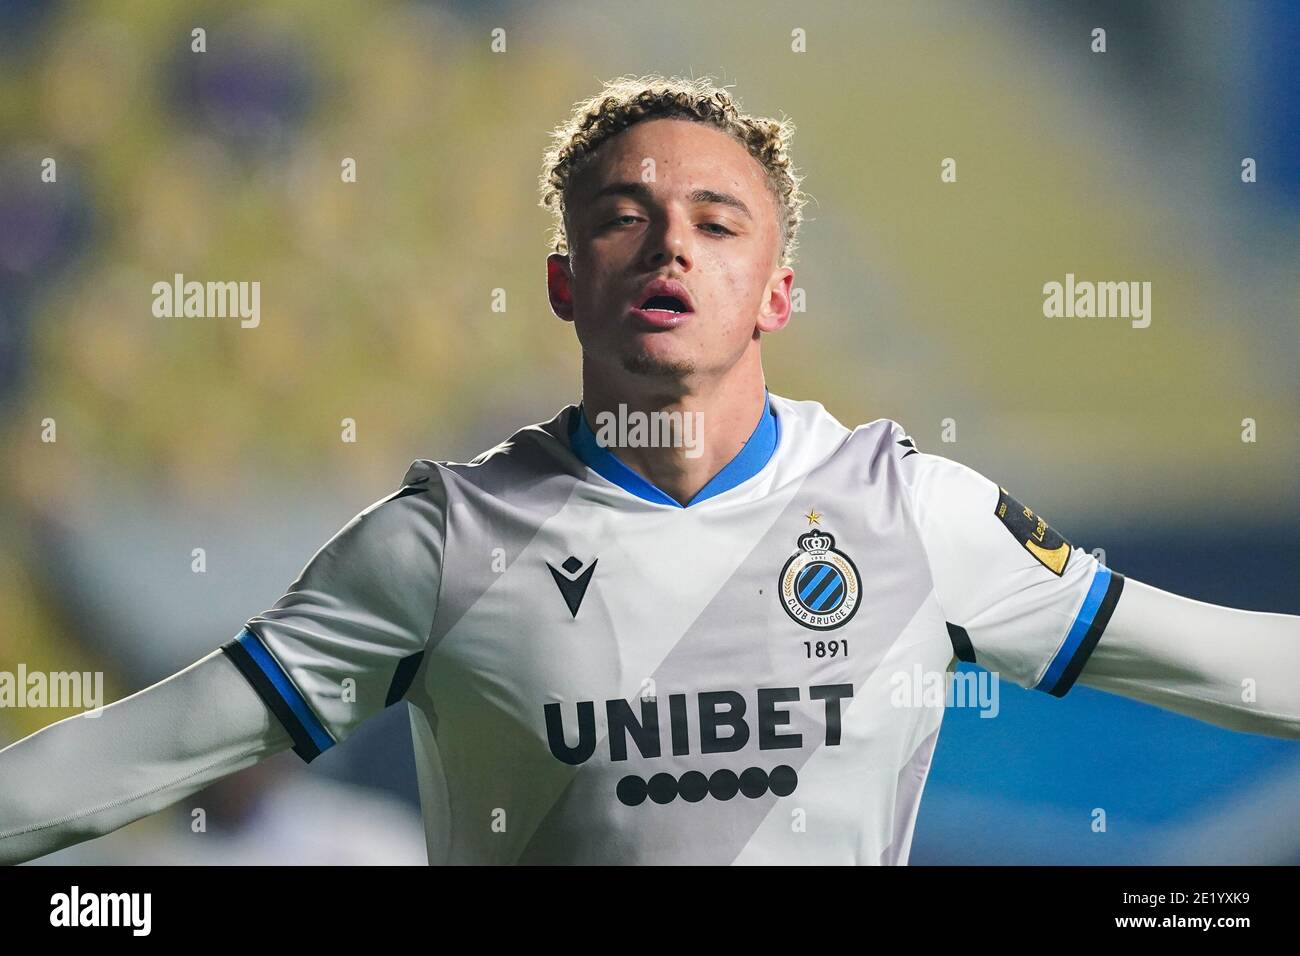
[224,392,1124,864]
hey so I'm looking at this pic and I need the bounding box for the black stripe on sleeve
[945,622,977,664]
[1047,571,1126,698]
[385,651,425,707]
[222,635,325,764]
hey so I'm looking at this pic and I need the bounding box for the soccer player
[2,75,1298,865]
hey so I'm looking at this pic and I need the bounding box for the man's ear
[547,253,575,322]
[756,266,794,334]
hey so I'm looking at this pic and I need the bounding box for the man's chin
[620,349,697,379]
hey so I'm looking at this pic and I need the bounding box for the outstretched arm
[0,649,290,865]
[0,463,447,866]
[1078,577,1300,738]
[899,435,1300,736]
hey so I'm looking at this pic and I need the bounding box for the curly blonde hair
[539,74,807,268]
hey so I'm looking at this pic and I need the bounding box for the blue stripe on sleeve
[235,627,336,755]
[1036,565,1113,696]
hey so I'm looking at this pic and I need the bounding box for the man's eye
[608,215,641,227]
[699,222,734,236]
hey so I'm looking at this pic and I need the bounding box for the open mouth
[637,294,692,314]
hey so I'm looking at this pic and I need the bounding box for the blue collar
[567,391,780,508]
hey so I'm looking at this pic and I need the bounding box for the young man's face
[547,117,793,385]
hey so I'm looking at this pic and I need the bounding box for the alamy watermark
[152,273,260,328]
[0,665,104,715]
[1042,273,1151,328]
[593,404,704,459]
[889,664,1000,718]
[50,886,151,936]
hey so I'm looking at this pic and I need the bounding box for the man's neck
[580,360,769,507]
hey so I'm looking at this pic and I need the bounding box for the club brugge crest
[779,529,862,630]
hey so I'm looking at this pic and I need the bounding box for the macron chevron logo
[547,556,598,618]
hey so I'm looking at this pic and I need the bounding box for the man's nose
[641,212,692,271]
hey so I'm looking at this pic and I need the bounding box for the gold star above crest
[804,508,822,526]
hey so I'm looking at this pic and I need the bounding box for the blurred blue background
[1,0,1297,864]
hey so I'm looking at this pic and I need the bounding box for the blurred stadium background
[1,0,1297,864]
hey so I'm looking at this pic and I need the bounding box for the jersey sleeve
[222,460,446,762]
[0,650,290,865]
[897,427,1125,697]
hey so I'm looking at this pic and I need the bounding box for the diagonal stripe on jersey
[516,429,934,864]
